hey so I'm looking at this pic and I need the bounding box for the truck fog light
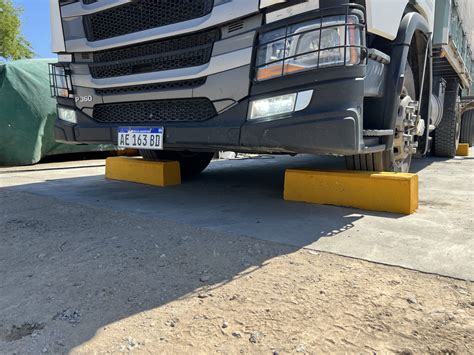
[58,107,77,124]
[250,93,297,120]
[249,90,313,120]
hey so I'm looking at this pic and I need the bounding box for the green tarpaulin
[0,59,113,166]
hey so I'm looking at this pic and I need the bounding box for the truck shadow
[0,154,415,352]
[7,154,405,246]
[410,155,462,173]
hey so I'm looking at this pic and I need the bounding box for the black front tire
[460,109,474,147]
[140,150,214,179]
[345,151,393,172]
[432,80,461,157]
[345,63,417,172]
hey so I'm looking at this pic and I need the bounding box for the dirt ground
[0,189,473,354]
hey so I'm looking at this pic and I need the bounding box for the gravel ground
[0,189,473,354]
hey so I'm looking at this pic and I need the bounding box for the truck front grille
[93,99,217,123]
[90,29,219,79]
[83,0,215,42]
[96,78,206,96]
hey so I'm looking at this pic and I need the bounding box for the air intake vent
[89,29,219,79]
[227,20,245,33]
[93,99,217,123]
[83,0,215,42]
[96,78,206,96]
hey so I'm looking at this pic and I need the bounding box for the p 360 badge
[75,95,93,103]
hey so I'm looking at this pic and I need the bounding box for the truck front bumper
[55,70,367,156]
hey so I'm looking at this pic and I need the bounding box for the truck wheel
[140,150,214,179]
[432,81,461,157]
[346,63,418,172]
[460,109,474,147]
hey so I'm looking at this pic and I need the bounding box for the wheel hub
[393,96,424,172]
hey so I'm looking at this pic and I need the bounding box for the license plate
[118,127,164,150]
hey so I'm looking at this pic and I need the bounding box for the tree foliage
[0,0,33,60]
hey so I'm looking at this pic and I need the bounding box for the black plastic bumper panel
[55,75,365,155]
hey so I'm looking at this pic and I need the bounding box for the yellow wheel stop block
[456,143,469,157]
[106,157,181,187]
[284,169,418,215]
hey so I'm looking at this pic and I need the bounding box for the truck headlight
[256,14,363,81]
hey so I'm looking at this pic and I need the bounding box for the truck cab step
[363,129,394,137]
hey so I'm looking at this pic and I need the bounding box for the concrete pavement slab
[1,152,473,280]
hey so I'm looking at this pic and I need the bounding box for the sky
[14,0,54,58]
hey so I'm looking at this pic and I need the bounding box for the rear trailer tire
[140,150,214,179]
[346,63,418,173]
[432,81,461,157]
[460,109,474,147]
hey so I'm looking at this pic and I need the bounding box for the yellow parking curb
[456,143,469,156]
[106,157,181,187]
[284,169,418,215]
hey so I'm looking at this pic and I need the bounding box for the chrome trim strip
[266,0,319,24]
[58,54,73,62]
[61,0,132,18]
[71,47,253,89]
[259,0,286,9]
[295,90,314,111]
[65,0,259,52]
